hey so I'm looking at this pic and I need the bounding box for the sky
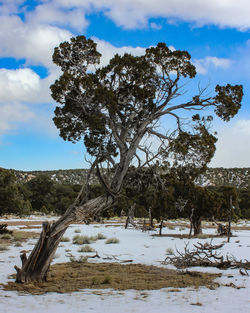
[0,0,250,171]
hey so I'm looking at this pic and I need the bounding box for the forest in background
[1,167,249,220]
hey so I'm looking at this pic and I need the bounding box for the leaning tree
[14,36,243,283]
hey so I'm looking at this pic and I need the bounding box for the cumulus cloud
[0,15,72,68]
[194,56,232,74]
[51,0,250,30]
[0,68,40,103]
[210,119,250,168]
[26,3,89,32]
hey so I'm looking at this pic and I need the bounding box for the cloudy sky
[0,0,250,170]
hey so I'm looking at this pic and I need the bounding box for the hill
[13,167,249,189]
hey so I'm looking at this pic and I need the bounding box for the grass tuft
[166,248,174,255]
[78,245,95,253]
[60,237,70,242]
[0,234,12,240]
[0,244,9,251]
[96,233,107,240]
[73,235,96,245]
[105,237,120,244]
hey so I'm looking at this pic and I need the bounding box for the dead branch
[163,241,250,271]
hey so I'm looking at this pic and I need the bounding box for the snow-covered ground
[0,219,250,313]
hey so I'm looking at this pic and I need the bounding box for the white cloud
[0,15,72,68]
[0,68,40,103]
[51,0,250,30]
[210,119,250,168]
[194,56,232,74]
[150,22,162,30]
[92,37,147,67]
[0,102,35,136]
[26,3,89,32]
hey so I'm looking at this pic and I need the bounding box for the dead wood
[163,241,250,272]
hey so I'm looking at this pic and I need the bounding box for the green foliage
[51,36,242,166]
[0,168,32,216]
[214,84,243,121]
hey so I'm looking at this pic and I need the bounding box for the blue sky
[0,0,250,170]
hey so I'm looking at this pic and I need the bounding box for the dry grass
[105,237,120,244]
[73,235,96,245]
[1,262,221,294]
[0,230,38,246]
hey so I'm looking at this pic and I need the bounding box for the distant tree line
[0,168,249,224]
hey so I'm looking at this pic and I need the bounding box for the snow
[0,219,250,313]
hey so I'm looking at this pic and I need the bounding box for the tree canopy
[51,36,243,199]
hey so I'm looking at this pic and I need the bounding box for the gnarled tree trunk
[15,195,114,283]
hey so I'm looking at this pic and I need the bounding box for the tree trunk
[227,195,232,243]
[159,219,164,236]
[192,215,202,236]
[189,209,202,237]
[124,204,137,229]
[15,195,114,283]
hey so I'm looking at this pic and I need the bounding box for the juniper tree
[14,36,243,283]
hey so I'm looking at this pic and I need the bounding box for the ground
[0,216,249,313]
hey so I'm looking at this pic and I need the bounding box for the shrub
[73,235,96,245]
[78,245,95,253]
[0,244,9,251]
[0,234,12,240]
[70,255,88,263]
[96,233,106,240]
[14,242,22,247]
[166,248,174,255]
[74,229,81,233]
[60,237,70,242]
[105,237,120,244]
[168,225,175,230]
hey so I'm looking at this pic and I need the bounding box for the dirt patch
[1,262,220,294]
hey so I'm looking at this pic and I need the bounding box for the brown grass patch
[1,262,220,294]
[0,230,39,246]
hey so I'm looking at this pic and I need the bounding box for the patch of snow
[0,221,250,313]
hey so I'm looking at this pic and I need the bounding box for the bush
[73,235,96,245]
[96,233,106,240]
[0,244,9,251]
[78,245,95,253]
[0,234,12,240]
[70,255,88,263]
[105,237,120,244]
[166,248,174,255]
[60,237,70,242]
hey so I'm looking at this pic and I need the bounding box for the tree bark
[15,195,114,283]
[192,215,202,236]
[189,209,202,237]
[159,219,164,236]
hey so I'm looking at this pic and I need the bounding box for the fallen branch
[163,241,250,272]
